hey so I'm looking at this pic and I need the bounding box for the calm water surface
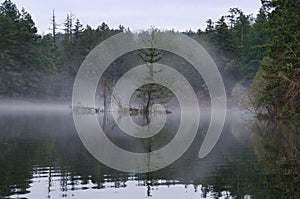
[0,106,299,199]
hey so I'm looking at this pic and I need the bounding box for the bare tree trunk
[145,92,151,114]
[103,79,108,112]
[51,10,57,59]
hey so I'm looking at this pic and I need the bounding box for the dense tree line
[193,7,269,86]
[0,0,55,96]
[0,0,299,118]
[256,0,300,118]
[0,0,123,99]
[196,0,299,118]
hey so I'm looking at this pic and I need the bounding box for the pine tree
[0,0,55,96]
[50,10,58,61]
[259,0,300,118]
[135,29,172,114]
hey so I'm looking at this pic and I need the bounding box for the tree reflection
[1,111,299,198]
[250,120,300,198]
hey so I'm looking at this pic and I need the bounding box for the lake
[0,105,299,198]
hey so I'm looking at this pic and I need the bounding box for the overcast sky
[10,0,261,34]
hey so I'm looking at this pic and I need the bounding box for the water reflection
[0,110,299,198]
[250,120,300,199]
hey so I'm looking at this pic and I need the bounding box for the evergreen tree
[214,16,233,61]
[135,29,172,113]
[0,0,55,96]
[258,0,300,118]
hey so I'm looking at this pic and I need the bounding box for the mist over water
[0,99,298,198]
[0,99,70,113]
[0,0,299,197]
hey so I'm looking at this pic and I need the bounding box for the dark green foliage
[1,0,299,119]
[0,0,265,99]
[200,7,268,86]
[258,0,300,118]
[0,0,123,98]
[0,0,55,97]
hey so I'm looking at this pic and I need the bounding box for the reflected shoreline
[0,109,299,198]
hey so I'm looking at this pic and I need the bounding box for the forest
[0,0,299,119]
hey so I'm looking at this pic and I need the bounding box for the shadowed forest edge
[0,0,299,119]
